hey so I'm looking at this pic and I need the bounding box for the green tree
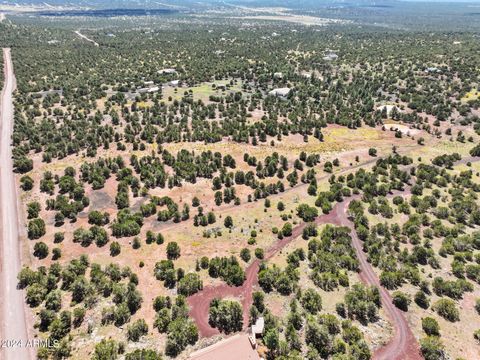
[127,319,148,342]
[433,299,459,322]
[93,339,118,360]
[208,298,243,334]
[296,204,318,222]
[392,291,411,311]
[166,242,181,260]
[422,317,440,336]
[301,288,322,314]
[33,242,49,259]
[125,349,163,360]
[28,218,46,239]
[420,336,445,360]
[224,216,233,228]
[177,273,203,296]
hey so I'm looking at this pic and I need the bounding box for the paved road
[1,48,33,360]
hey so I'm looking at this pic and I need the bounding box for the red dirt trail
[188,185,422,359]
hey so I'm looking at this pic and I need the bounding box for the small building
[169,80,180,87]
[251,317,264,337]
[158,68,177,74]
[144,80,154,86]
[274,72,283,79]
[269,88,291,98]
[425,67,440,73]
[323,52,338,61]
[190,334,260,360]
[147,86,160,93]
[248,317,265,349]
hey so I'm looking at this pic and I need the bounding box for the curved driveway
[188,185,422,359]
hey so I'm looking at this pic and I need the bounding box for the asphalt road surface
[1,48,33,360]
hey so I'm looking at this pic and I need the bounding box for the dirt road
[188,185,421,359]
[332,191,421,360]
[74,30,99,47]
[0,48,33,360]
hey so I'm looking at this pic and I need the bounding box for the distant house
[144,80,154,86]
[323,52,338,61]
[274,72,283,79]
[158,68,177,74]
[269,88,291,98]
[147,86,160,93]
[169,80,180,87]
[425,67,440,73]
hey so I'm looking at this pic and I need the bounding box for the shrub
[414,291,430,309]
[433,299,459,322]
[254,248,264,259]
[20,175,34,190]
[166,242,181,260]
[392,291,411,311]
[93,339,118,360]
[177,273,203,296]
[470,144,480,157]
[110,241,121,256]
[296,204,318,222]
[301,289,322,314]
[28,218,46,239]
[422,317,440,336]
[33,242,49,259]
[474,329,480,343]
[125,349,163,360]
[208,298,243,334]
[420,336,445,360]
[127,319,148,342]
[224,216,233,228]
[165,318,198,357]
[240,248,251,262]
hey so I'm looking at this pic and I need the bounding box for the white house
[147,86,160,93]
[158,68,177,74]
[269,88,291,98]
[323,52,338,61]
[248,317,265,349]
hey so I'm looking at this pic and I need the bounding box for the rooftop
[189,334,260,360]
[269,87,291,97]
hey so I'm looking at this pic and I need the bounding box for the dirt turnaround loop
[187,186,422,360]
